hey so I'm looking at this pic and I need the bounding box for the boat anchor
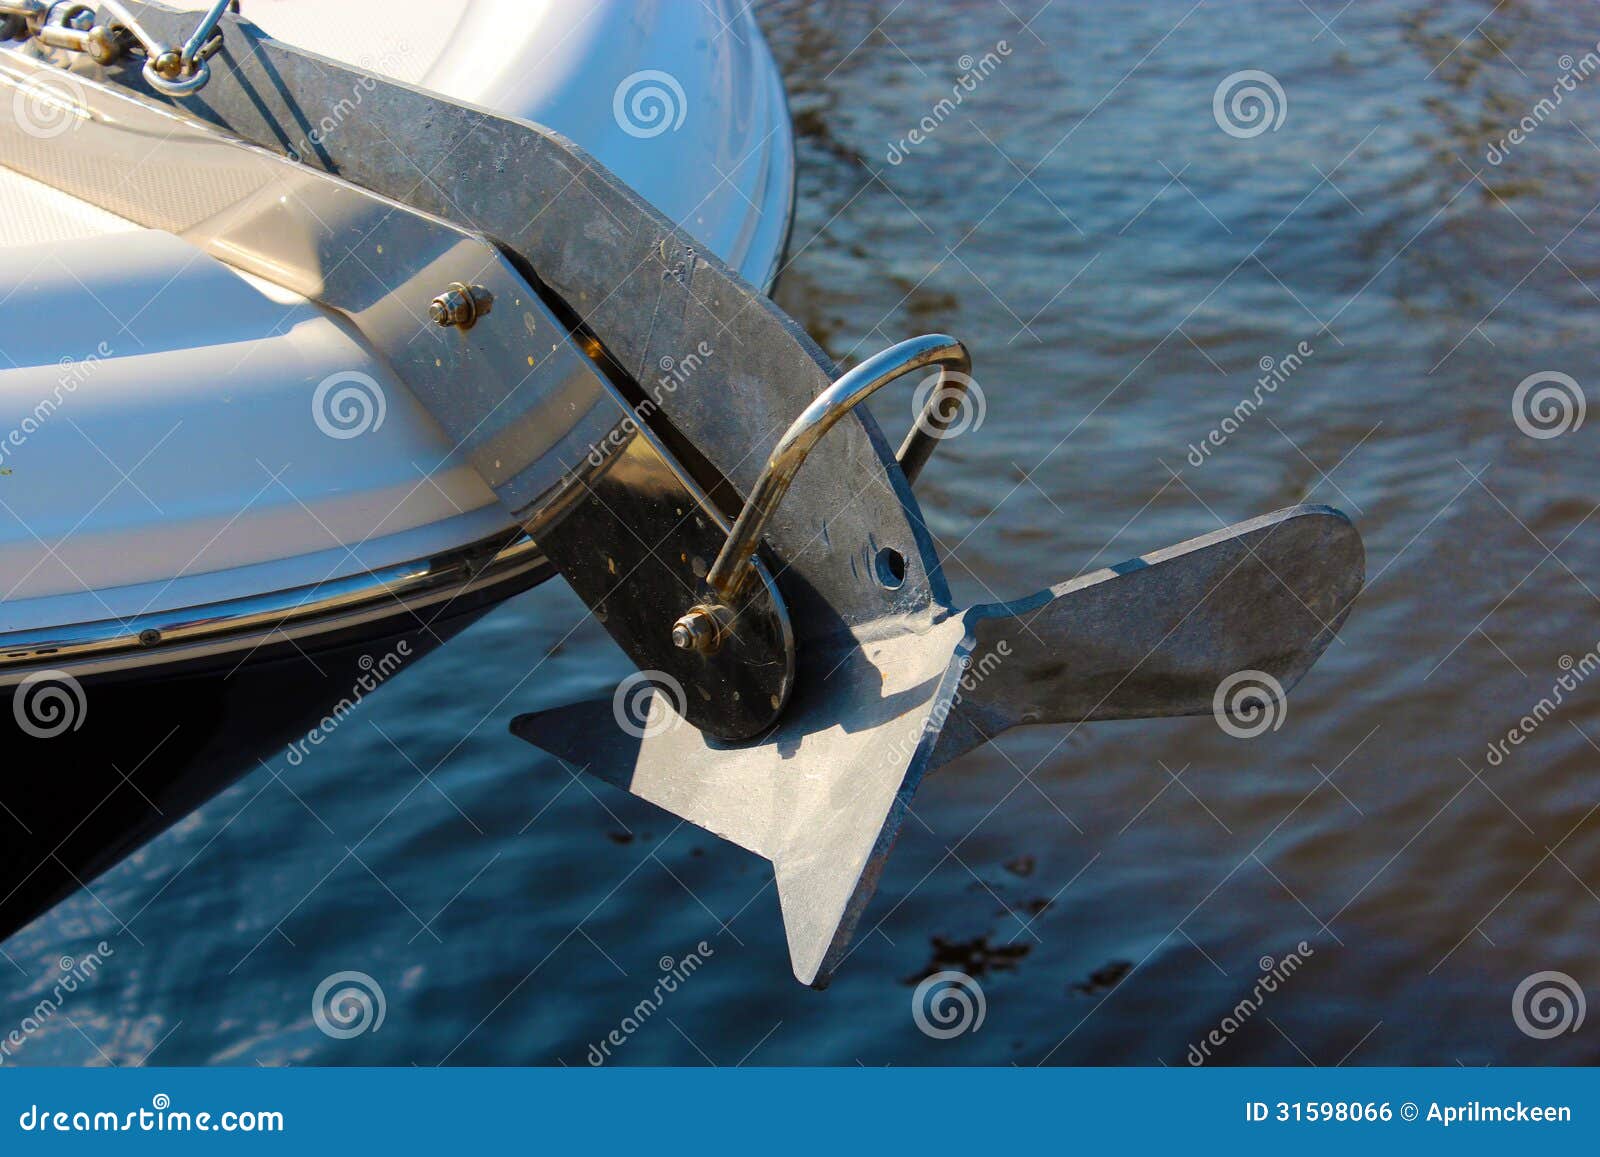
[513,337,1363,986]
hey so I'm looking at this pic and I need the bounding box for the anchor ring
[704,334,971,603]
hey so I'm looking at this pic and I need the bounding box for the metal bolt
[84,24,124,65]
[429,282,494,330]
[671,605,725,655]
[151,48,183,79]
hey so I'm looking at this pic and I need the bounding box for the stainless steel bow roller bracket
[673,334,971,654]
[0,0,229,93]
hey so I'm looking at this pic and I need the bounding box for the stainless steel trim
[0,532,549,680]
[750,24,797,297]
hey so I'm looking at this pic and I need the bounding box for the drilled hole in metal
[874,547,907,591]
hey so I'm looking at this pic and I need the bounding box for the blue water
[7,0,1600,1065]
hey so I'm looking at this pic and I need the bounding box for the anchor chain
[0,0,233,95]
